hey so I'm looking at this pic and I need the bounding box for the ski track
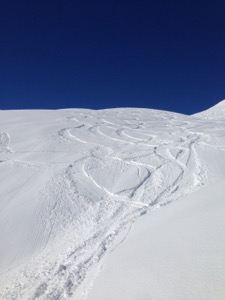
[0,132,12,153]
[0,108,224,299]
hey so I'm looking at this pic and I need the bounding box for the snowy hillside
[194,99,225,119]
[0,103,225,299]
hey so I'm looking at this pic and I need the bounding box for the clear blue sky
[1,0,225,114]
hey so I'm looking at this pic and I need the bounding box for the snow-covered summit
[194,99,225,119]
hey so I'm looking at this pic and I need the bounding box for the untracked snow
[0,103,225,299]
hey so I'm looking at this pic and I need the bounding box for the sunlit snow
[0,103,225,299]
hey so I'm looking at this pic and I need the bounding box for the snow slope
[0,104,225,299]
[194,99,225,120]
[88,179,225,300]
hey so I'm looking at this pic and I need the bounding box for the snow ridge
[194,99,225,119]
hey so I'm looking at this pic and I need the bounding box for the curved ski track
[0,109,224,299]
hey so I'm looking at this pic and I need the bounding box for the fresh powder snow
[0,103,225,299]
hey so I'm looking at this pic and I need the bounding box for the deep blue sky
[1,0,225,114]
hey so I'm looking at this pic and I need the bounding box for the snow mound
[194,99,225,119]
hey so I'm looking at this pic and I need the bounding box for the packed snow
[0,103,225,299]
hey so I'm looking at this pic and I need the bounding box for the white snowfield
[0,101,225,299]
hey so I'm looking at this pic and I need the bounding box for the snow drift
[0,103,225,299]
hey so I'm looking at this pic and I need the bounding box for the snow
[0,104,225,299]
[87,179,225,300]
[194,99,225,120]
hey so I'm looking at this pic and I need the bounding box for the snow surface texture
[88,179,225,300]
[0,103,225,299]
